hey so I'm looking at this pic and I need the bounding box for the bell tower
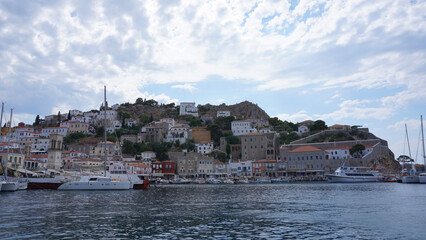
[47,132,63,170]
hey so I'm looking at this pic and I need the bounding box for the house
[141,151,156,161]
[0,150,26,170]
[280,145,325,177]
[231,120,257,136]
[192,126,211,143]
[139,126,164,143]
[213,161,228,178]
[195,142,214,155]
[152,161,175,179]
[89,141,120,160]
[240,132,279,161]
[69,110,83,116]
[179,102,198,117]
[160,118,176,128]
[297,125,309,136]
[60,121,89,135]
[41,127,68,137]
[120,135,138,145]
[217,111,230,117]
[125,118,139,128]
[328,124,351,131]
[228,161,252,178]
[200,114,214,123]
[166,126,190,144]
[252,159,277,178]
[196,157,215,178]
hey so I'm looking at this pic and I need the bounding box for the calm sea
[1,183,425,239]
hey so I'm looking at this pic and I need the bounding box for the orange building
[192,127,211,143]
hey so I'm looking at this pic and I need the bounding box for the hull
[419,175,426,184]
[401,176,420,183]
[327,175,381,183]
[132,180,150,189]
[1,181,19,192]
[57,181,131,190]
[27,178,64,190]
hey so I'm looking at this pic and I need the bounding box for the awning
[152,173,164,177]
[10,168,41,176]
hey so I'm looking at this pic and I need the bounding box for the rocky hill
[198,101,270,120]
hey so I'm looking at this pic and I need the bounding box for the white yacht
[57,176,131,190]
[0,181,19,192]
[57,86,132,191]
[326,166,383,183]
[419,173,426,184]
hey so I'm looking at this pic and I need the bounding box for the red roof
[289,146,322,153]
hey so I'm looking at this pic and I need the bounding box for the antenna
[104,86,107,177]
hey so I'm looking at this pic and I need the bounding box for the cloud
[317,99,395,121]
[171,83,197,91]
[275,110,312,123]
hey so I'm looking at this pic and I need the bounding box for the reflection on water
[1,183,425,239]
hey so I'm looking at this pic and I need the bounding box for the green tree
[309,120,327,132]
[122,140,137,155]
[57,111,62,125]
[225,135,240,144]
[349,144,365,158]
[215,116,235,130]
[63,132,86,144]
[34,115,40,126]
[181,139,196,152]
[139,114,150,125]
[207,124,222,146]
[189,118,202,127]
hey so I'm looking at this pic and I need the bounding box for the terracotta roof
[130,163,149,168]
[289,146,322,153]
[242,133,263,136]
[214,161,225,164]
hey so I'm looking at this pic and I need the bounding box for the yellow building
[192,127,211,143]
[0,151,25,170]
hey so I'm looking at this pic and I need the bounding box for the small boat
[419,173,426,184]
[271,178,292,183]
[223,179,234,184]
[193,178,206,184]
[0,181,19,192]
[155,178,171,184]
[385,176,398,182]
[206,178,222,184]
[236,178,249,184]
[57,176,131,190]
[170,178,192,184]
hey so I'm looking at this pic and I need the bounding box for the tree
[207,124,222,146]
[67,110,72,120]
[215,116,235,130]
[309,120,327,132]
[57,111,62,125]
[350,144,365,158]
[189,118,202,127]
[34,115,40,126]
[122,140,137,155]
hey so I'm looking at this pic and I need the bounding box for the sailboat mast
[0,102,4,131]
[5,108,13,180]
[104,86,107,177]
[421,115,425,167]
[405,124,412,160]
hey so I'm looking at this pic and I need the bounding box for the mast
[0,102,3,132]
[104,86,107,177]
[405,124,412,160]
[421,115,425,167]
[5,108,13,180]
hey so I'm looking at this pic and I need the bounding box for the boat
[206,178,222,184]
[419,115,426,184]
[193,178,206,184]
[170,178,192,184]
[57,86,131,191]
[57,176,131,190]
[400,123,420,183]
[223,179,234,184]
[326,165,383,183]
[235,178,249,184]
[0,105,21,192]
[271,178,292,183]
[155,178,171,184]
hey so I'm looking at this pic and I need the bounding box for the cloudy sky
[1,0,425,161]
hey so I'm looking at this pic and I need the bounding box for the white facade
[231,120,257,136]
[217,111,231,117]
[196,142,214,155]
[71,115,91,123]
[83,111,99,118]
[32,138,50,151]
[41,127,68,137]
[111,104,120,110]
[196,158,214,177]
[166,126,189,144]
[97,110,118,121]
[160,118,176,128]
[69,109,83,116]
[179,102,198,117]
[298,125,309,136]
[141,151,156,160]
[228,161,253,177]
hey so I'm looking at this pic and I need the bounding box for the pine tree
[57,111,62,125]
[34,115,40,126]
[67,110,71,120]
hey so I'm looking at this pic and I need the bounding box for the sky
[0,0,425,163]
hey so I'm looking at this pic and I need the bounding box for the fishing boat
[58,86,131,191]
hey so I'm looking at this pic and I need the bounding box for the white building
[160,118,176,128]
[195,142,214,155]
[41,127,68,137]
[217,111,231,117]
[228,161,253,178]
[179,102,198,117]
[32,138,50,151]
[97,110,118,122]
[69,109,83,116]
[141,151,156,160]
[231,120,257,136]
[71,115,92,123]
[196,158,215,178]
[297,125,309,136]
[111,104,120,110]
[166,126,189,144]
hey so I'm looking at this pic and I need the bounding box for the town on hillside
[0,99,401,180]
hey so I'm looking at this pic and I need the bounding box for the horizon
[1,0,425,162]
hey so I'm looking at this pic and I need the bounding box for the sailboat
[0,105,20,192]
[58,86,131,190]
[401,124,420,183]
[418,115,426,184]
